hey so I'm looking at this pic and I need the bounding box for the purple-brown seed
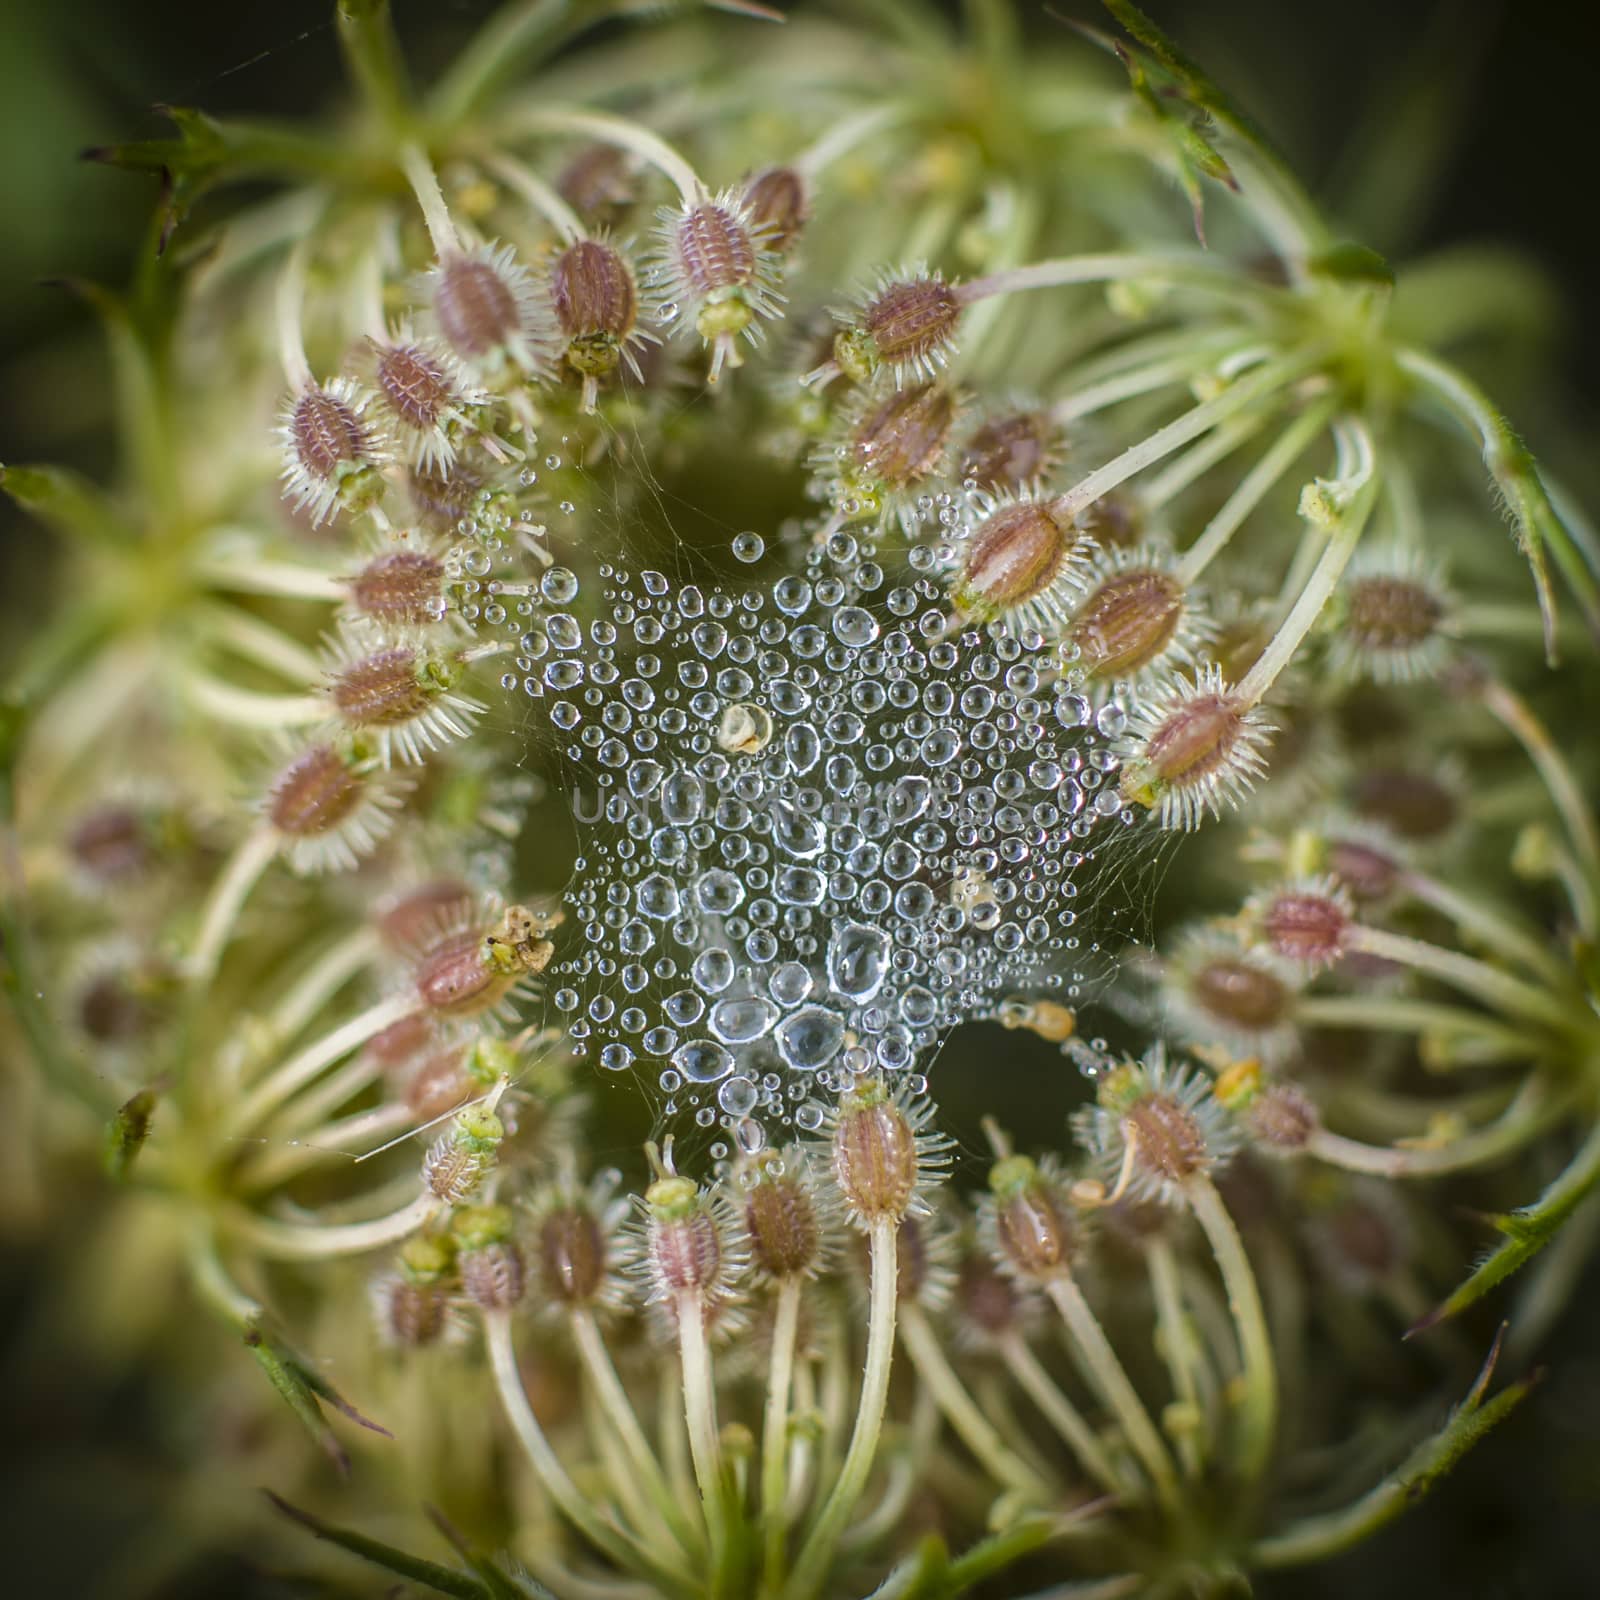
[435,254,522,357]
[994,1181,1077,1281]
[649,1207,725,1295]
[415,931,503,1017]
[537,1206,609,1305]
[1262,891,1349,967]
[290,387,370,482]
[863,277,963,369]
[851,382,957,489]
[1070,568,1186,679]
[833,1092,919,1222]
[382,1279,449,1346]
[743,166,810,252]
[956,501,1074,616]
[461,1241,526,1310]
[1146,692,1249,788]
[955,1252,1022,1338]
[1345,576,1443,651]
[349,550,446,626]
[744,1168,821,1280]
[1352,768,1456,841]
[557,144,635,221]
[331,648,431,728]
[406,1046,473,1122]
[376,879,476,951]
[960,411,1054,493]
[375,343,456,432]
[674,203,758,294]
[1189,957,1292,1031]
[68,807,149,880]
[266,745,364,837]
[551,240,638,338]
[1327,837,1401,903]
[1125,1093,1210,1183]
[1250,1083,1319,1150]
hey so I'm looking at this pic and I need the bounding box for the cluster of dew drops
[491,505,1137,1158]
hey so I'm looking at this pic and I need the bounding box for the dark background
[4,2,1600,1596]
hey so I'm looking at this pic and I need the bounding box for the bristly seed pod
[950,495,1088,629]
[278,378,386,526]
[649,192,784,382]
[347,550,448,626]
[849,382,957,493]
[367,332,482,473]
[740,1147,824,1281]
[1352,766,1458,842]
[550,238,644,410]
[834,271,963,386]
[959,409,1059,494]
[1330,550,1454,683]
[1068,551,1209,687]
[373,1234,457,1347]
[638,1141,744,1334]
[557,143,636,223]
[953,1249,1026,1347]
[829,1077,948,1227]
[429,243,547,374]
[327,639,483,766]
[1164,928,1300,1063]
[537,1201,609,1308]
[264,743,403,873]
[1255,878,1352,972]
[405,1045,473,1123]
[1119,665,1273,830]
[983,1153,1080,1284]
[743,165,810,253]
[455,1204,526,1310]
[68,805,152,882]
[1073,1047,1240,1208]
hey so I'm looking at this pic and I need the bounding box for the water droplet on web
[732,531,766,563]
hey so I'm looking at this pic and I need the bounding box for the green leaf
[0,463,128,548]
[104,1086,159,1180]
[1308,241,1395,288]
[264,1493,492,1599]
[1411,1118,1600,1331]
[424,1506,557,1600]
[1253,1328,1537,1568]
[244,1325,392,1476]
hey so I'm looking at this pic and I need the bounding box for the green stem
[1145,1237,1209,1476]
[761,1279,803,1593]
[224,1191,435,1260]
[898,1303,1054,1502]
[676,1291,733,1593]
[336,0,414,137]
[785,1217,899,1600]
[1186,1176,1276,1483]
[999,1335,1126,1496]
[486,1312,697,1598]
[1045,1274,1182,1514]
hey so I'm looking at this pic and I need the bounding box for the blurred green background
[4,1,1600,1595]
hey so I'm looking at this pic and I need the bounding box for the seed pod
[740,1148,823,1281]
[408,460,488,527]
[1076,491,1142,550]
[951,496,1083,626]
[1332,552,1453,683]
[837,273,963,384]
[953,1250,1025,1345]
[651,193,783,381]
[1120,666,1272,830]
[536,1202,610,1307]
[422,1102,505,1203]
[455,1205,526,1310]
[430,243,546,373]
[551,239,642,409]
[405,1046,472,1122]
[378,1277,451,1345]
[348,550,447,626]
[265,743,401,872]
[1069,564,1189,681]
[1258,881,1351,971]
[743,165,810,253]
[1326,832,1402,904]
[414,904,554,1019]
[1188,955,1292,1033]
[1352,767,1457,841]
[68,806,151,882]
[367,1011,432,1072]
[985,1154,1079,1283]
[850,382,957,491]
[279,379,385,526]
[328,640,481,765]
[644,1173,726,1297]
[557,143,636,223]
[376,879,476,952]
[830,1077,949,1226]
[960,409,1058,493]
[1073,1049,1240,1207]
[1248,1081,1320,1152]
